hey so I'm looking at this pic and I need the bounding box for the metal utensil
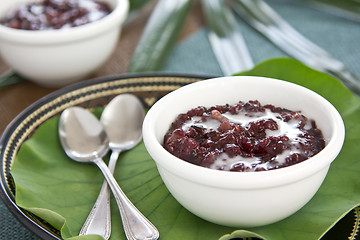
[230,0,360,96]
[79,94,147,239]
[59,106,159,240]
[202,0,253,76]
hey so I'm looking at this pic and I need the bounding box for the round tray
[0,73,359,240]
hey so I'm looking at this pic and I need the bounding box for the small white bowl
[0,0,128,87]
[143,76,345,227]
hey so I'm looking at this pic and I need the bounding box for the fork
[229,0,360,96]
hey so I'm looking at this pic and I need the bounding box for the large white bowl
[143,76,345,227]
[0,0,128,87]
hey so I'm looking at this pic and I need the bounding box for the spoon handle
[79,177,111,238]
[94,157,160,240]
[79,151,120,239]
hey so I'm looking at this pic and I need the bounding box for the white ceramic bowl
[143,76,345,227]
[0,0,128,87]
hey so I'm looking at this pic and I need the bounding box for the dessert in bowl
[142,76,345,227]
[0,0,129,87]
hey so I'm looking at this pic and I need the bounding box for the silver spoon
[79,94,151,239]
[59,106,159,240]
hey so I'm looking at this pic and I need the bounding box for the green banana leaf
[128,0,154,12]
[201,0,235,37]
[0,71,25,88]
[128,0,193,73]
[11,58,360,240]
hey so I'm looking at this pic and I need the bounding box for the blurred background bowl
[0,0,129,87]
[143,76,345,227]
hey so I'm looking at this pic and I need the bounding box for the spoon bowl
[58,106,109,162]
[101,94,145,151]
